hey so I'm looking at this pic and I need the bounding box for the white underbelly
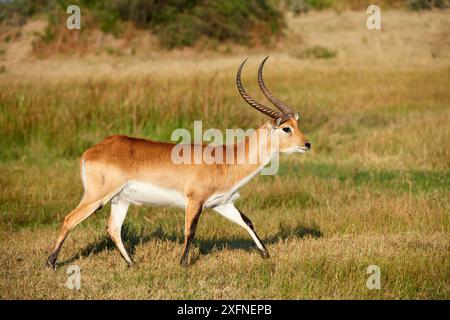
[118,181,186,208]
[116,181,242,209]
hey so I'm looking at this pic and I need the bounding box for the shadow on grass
[198,224,322,256]
[59,224,174,266]
[60,223,322,266]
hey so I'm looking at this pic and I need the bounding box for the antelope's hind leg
[45,197,104,269]
[107,197,133,265]
[45,162,120,269]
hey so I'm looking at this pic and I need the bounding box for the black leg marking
[180,230,197,267]
[45,253,58,269]
[180,238,192,267]
[238,210,270,258]
[45,243,63,270]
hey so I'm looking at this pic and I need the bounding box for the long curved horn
[236,59,284,120]
[258,56,294,115]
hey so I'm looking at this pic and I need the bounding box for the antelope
[45,57,311,268]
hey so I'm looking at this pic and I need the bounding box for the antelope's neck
[226,121,278,187]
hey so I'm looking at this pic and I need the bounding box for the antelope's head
[236,57,311,154]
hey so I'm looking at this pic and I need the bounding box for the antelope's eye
[282,127,292,134]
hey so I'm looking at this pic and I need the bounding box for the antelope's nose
[305,142,311,150]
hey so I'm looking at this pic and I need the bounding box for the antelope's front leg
[213,204,270,259]
[180,199,203,267]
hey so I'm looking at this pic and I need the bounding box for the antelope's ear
[294,113,299,120]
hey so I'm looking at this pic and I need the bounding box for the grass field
[0,10,449,299]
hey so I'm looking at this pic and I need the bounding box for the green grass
[293,163,450,193]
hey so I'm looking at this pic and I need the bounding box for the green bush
[304,0,334,10]
[407,0,449,10]
[0,0,53,25]
[156,13,203,48]
[1,0,284,49]
[113,0,285,48]
[285,0,311,15]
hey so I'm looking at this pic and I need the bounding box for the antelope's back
[81,135,224,195]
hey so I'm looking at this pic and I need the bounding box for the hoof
[180,257,190,267]
[259,250,270,259]
[44,256,57,270]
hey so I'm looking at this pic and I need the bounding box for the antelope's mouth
[284,147,309,154]
[296,147,309,153]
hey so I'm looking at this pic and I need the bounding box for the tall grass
[1,65,448,168]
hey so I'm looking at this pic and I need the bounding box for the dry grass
[0,10,449,299]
